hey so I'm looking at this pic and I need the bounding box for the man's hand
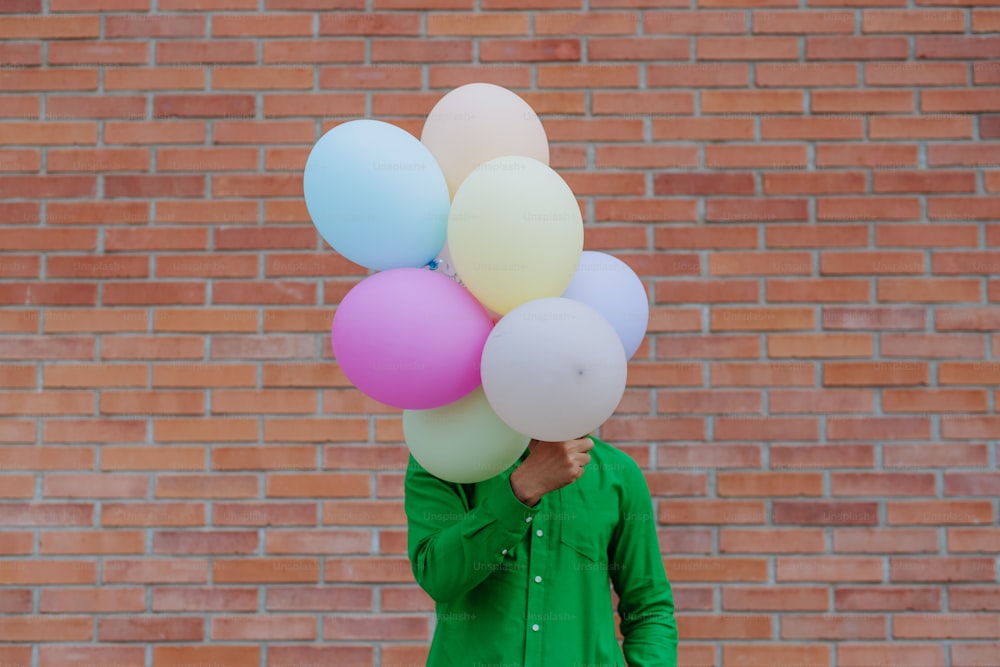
[509,437,593,507]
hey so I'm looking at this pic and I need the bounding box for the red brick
[0,0,41,11]
[105,120,205,145]
[807,35,908,59]
[885,444,989,469]
[212,615,316,641]
[49,41,149,65]
[105,14,204,37]
[0,473,34,498]
[944,473,1000,498]
[722,645,831,667]
[877,223,978,247]
[153,647,261,667]
[387,41,479,66]
[0,15,99,38]
[658,500,766,525]
[767,225,869,249]
[884,388,988,413]
[152,587,257,613]
[156,40,257,65]
[319,12,421,35]
[102,336,203,360]
[834,528,939,554]
[264,39,365,63]
[708,91,806,115]
[884,335,984,359]
[665,558,767,583]
[757,63,858,88]
[0,362,35,389]
[48,148,150,173]
[706,198,811,223]
[839,645,946,667]
[705,146,804,172]
[0,149,41,173]
[717,472,823,498]
[0,121,95,145]
[0,389,95,415]
[212,174,302,198]
[39,587,145,613]
[533,11,636,34]
[816,143,919,168]
[600,416,706,442]
[50,0,149,7]
[864,9,966,33]
[480,38,580,61]
[654,172,754,196]
[891,557,996,583]
[766,279,870,303]
[42,418,146,443]
[324,614,427,640]
[948,528,1000,554]
[896,614,1000,639]
[867,62,968,89]
[213,502,317,526]
[0,175,96,198]
[648,63,749,89]
[889,501,994,526]
[656,446,763,473]
[0,95,41,119]
[154,418,258,443]
[953,644,1000,667]
[103,282,205,306]
[98,617,203,642]
[652,116,754,141]
[153,94,254,119]
[587,36,688,61]
[214,558,319,584]
[771,444,875,469]
[779,559,884,585]
[425,12,528,35]
[213,120,315,145]
[105,67,206,91]
[643,10,743,34]
[594,198,698,223]
[677,614,772,640]
[723,585,828,610]
[697,36,799,60]
[823,306,926,330]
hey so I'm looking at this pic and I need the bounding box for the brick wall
[1,1,999,666]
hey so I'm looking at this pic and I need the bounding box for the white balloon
[480,298,628,442]
[561,251,649,360]
[403,387,530,484]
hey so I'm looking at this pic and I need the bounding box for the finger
[571,438,594,452]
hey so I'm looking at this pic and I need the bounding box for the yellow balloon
[421,83,549,200]
[447,156,584,315]
[403,387,530,484]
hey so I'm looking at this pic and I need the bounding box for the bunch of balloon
[303,83,649,485]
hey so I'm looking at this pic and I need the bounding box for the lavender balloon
[561,251,649,359]
[332,268,494,410]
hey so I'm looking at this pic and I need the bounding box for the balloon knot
[427,259,440,271]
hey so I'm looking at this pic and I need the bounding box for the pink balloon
[331,267,494,410]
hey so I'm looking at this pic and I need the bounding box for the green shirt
[405,435,678,666]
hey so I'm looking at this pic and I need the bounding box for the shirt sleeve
[404,454,540,604]
[608,458,679,667]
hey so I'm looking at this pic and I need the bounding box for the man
[405,434,678,666]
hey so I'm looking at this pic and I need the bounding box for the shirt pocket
[560,520,606,563]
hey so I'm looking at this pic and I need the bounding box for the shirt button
[534,575,542,583]
[501,549,508,555]
[525,516,533,523]
[531,624,540,632]
[536,529,543,537]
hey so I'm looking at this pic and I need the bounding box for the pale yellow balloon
[420,83,549,199]
[403,387,530,484]
[447,156,584,316]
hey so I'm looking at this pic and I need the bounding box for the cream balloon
[403,386,530,484]
[420,83,549,199]
[447,156,584,316]
[480,298,628,442]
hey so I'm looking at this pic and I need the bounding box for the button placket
[523,503,547,667]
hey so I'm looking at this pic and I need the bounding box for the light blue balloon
[303,119,450,271]
[561,251,650,360]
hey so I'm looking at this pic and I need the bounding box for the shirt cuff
[484,474,541,534]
